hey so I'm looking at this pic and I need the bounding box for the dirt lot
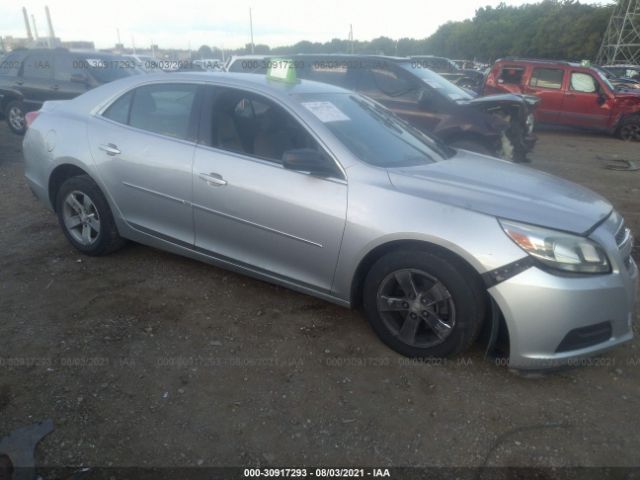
[0,122,639,472]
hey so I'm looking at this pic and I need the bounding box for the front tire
[362,250,485,358]
[55,175,125,256]
[5,100,27,135]
[617,116,640,141]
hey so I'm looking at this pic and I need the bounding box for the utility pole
[596,0,640,65]
[249,8,255,54]
[349,24,354,53]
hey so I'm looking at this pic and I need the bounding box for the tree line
[198,0,614,63]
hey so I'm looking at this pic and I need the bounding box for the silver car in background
[22,72,637,370]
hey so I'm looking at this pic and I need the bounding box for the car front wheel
[617,116,640,141]
[5,100,27,135]
[363,250,485,358]
[55,175,125,256]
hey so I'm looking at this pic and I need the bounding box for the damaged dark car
[226,54,539,162]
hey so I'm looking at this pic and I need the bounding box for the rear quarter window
[499,66,525,85]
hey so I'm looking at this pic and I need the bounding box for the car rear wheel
[363,250,485,358]
[5,100,27,135]
[55,175,125,256]
[617,117,640,141]
[450,139,493,157]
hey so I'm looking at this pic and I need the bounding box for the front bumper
[488,215,637,370]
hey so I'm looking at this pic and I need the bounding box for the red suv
[485,59,640,141]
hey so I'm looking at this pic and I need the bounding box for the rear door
[87,82,202,244]
[523,67,565,124]
[192,85,347,292]
[18,51,55,111]
[560,71,612,130]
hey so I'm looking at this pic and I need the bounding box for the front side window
[399,63,473,102]
[296,92,452,167]
[529,68,564,89]
[102,84,199,140]
[22,52,53,80]
[570,72,598,93]
[205,87,329,167]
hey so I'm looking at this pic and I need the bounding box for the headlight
[499,219,611,274]
[525,113,535,134]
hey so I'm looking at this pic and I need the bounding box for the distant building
[1,36,31,51]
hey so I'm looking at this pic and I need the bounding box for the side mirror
[282,149,334,176]
[597,93,606,106]
[70,72,89,85]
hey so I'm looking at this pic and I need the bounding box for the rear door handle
[99,143,121,156]
[199,172,227,186]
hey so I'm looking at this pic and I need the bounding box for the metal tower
[596,0,640,65]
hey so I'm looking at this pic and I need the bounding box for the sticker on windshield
[302,101,350,123]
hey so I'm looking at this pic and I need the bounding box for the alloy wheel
[62,191,101,246]
[8,106,25,132]
[376,268,456,348]
[620,123,640,141]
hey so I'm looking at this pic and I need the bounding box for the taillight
[25,111,40,128]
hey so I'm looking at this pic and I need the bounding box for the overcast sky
[1,0,607,50]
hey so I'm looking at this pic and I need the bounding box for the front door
[560,71,612,130]
[192,86,347,292]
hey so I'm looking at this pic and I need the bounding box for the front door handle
[99,143,121,156]
[199,172,227,186]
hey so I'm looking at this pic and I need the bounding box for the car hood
[387,151,612,234]
[460,93,540,108]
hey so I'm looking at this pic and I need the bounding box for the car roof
[116,71,350,95]
[229,53,411,63]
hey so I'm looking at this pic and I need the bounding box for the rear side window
[102,84,199,140]
[499,66,525,85]
[22,52,53,80]
[529,68,564,89]
[0,52,26,76]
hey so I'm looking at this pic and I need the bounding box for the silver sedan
[23,72,637,370]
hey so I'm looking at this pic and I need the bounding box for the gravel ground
[0,122,639,472]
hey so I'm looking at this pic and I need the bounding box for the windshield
[595,69,615,92]
[296,93,454,167]
[77,56,141,83]
[400,62,473,102]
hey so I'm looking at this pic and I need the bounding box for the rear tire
[617,116,640,141]
[362,249,485,358]
[450,139,493,157]
[55,175,125,256]
[5,100,27,135]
